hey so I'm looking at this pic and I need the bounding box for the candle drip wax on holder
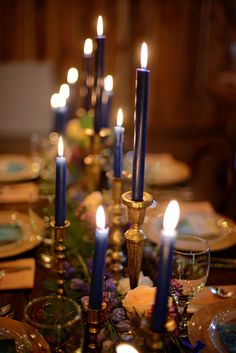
[122,191,153,289]
[51,220,70,297]
[141,317,177,352]
[107,176,127,281]
[83,300,107,353]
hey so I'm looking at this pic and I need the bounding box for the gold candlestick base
[51,220,70,297]
[107,177,127,281]
[122,191,153,289]
[141,317,177,351]
[83,300,107,353]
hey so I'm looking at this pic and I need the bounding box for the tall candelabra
[122,191,153,289]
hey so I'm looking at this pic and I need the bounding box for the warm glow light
[141,42,148,69]
[59,83,70,100]
[117,108,123,126]
[97,15,103,36]
[50,93,66,109]
[67,67,79,84]
[84,38,93,55]
[104,75,113,92]
[116,343,139,353]
[96,205,106,229]
[163,200,180,234]
[58,136,64,157]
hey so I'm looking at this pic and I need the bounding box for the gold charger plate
[144,210,236,252]
[0,210,44,258]
[188,299,236,352]
[0,317,50,353]
[0,154,40,182]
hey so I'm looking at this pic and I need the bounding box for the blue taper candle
[132,42,150,201]
[101,75,113,128]
[114,108,124,178]
[82,38,94,111]
[94,15,105,133]
[67,67,79,119]
[89,205,109,309]
[51,93,68,135]
[152,200,180,332]
[55,136,66,226]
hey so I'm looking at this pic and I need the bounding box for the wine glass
[24,295,84,353]
[171,235,210,336]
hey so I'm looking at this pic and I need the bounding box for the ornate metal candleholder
[122,191,153,289]
[84,128,111,191]
[107,176,127,281]
[51,220,70,297]
[141,317,177,351]
[83,300,107,353]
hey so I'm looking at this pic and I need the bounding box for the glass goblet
[171,235,210,336]
[24,295,84,353]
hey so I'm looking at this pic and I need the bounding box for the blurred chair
[0,62,56,153]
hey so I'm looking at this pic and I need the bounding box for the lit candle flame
[104,75,113,92]
[84,38,93,55]
[59,83,70,100]
[141,42,148,69]
[116,343,140,353]
[67,67,79,84]
[97,15,103,36]
[117,108,123,126]
[96,205,106,229]
[50,93,66,109]
[163,200,180,234]
[58,136,64,157]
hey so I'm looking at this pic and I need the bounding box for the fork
[0,304,14,318]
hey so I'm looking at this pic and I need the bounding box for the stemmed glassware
[171,235,210,337]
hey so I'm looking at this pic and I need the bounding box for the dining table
[0,149,235,353]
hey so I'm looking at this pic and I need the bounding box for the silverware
[210,257,236,269]
[208,286,234,298]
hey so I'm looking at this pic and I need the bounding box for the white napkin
[0,258,35,290]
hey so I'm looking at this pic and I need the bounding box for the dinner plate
[0,317,50,353]
[188,299,236,353]
[0,154,40,182]
[144,205,236,251]
[125,152,191,186]
[0,210,44,258]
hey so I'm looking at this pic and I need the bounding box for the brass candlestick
[141,317,177,351]
[83,300,107,353]
[122,191,153,289]
[107,176,127,281]
[51,220,70,297]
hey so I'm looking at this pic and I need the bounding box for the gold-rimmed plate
[0,154,40,182]
[0,317,50,353]
[0,210,44,258]
[188,299,236,353]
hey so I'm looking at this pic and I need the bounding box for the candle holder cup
[107,176,127,282]
[141,317,177,351]
[122,191,153,289]
[83,299,107,353]
[51,220,70,297]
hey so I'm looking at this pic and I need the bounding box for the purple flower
[104,278,116,292]
[64,261,75,279]
[111,308,126,323]
[70,278,89,292]
[116,320,132,333]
